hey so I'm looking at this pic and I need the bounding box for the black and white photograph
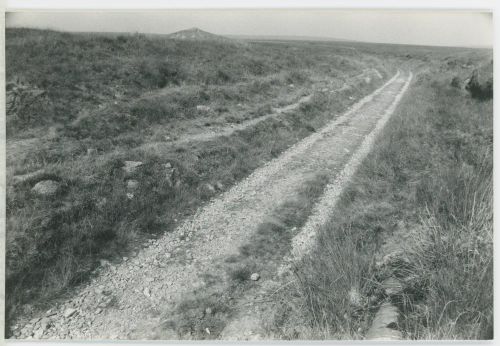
[2,2,495,342]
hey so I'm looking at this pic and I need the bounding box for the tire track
[220,71,412,340]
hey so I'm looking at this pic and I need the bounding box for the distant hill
[167,27,232,42]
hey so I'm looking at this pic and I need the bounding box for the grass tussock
[273,51,492,340]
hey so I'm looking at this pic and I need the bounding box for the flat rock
[123,161,143,174]
[365,302,401,340]
[31,180,60,196]
[250,273,260,281]
[196,105,211,112]
[126,179,139,190]
[383,277,404,296]
[33,328,44,339]
[63,308,77,318]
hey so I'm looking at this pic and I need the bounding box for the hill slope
[168,27,231,42]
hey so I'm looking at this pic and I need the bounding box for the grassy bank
[273,51,493,340]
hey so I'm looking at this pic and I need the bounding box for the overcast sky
[5,10,493,47]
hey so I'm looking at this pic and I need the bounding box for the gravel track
[13,70,409,341]
[220,71,412,340]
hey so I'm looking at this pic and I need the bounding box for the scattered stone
[383,277,404,296]
[31,180,60,197]
[126,179,139,190]
[348,287,363,308]
[30,317,41,324]
[376,251,411,269]
[196,105,211,112]
[365,302,402,340]
[205,307,213,315]
[87,148,97,155]
[63,308,77,318]
[250,273,260,281]
[33,328,44,339]
[205,184,216,194]
[99,259,110,267]
[143,287,151,297]
[122,257,128,262]
[40,318,51,330]
[123,161,143,174]
[95,308,102,314]
[163,163,175,185]
[126,193,134,200]
[96,197,107,209]
[215,181,224,190]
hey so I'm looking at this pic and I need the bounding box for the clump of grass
[160,294,231,340]
[229,267,254,283]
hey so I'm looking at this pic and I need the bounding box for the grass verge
[272,55,492,340]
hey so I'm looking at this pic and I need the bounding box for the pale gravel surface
[13,70,407,341]
[288,72,413,262]
[220,71,412,340]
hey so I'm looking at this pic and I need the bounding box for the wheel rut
[14,70,412,341]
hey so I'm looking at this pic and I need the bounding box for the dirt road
[14,70,412,340]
